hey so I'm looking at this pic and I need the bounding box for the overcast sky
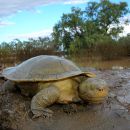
[0,0,130,43]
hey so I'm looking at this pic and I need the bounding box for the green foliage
[52,0,129,53]
[52,7,85,52]
[88,0,129,37]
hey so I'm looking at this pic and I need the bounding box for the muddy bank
[0,68,130,130]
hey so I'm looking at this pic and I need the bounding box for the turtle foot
[32,108,54,119]
[63,104,78,114]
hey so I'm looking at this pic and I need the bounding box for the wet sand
[0,68,130,130]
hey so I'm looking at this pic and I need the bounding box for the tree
[52,7,84,52]
[52,0,129,53]
[85,0,129,37]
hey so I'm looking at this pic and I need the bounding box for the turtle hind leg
[31,86,60,118]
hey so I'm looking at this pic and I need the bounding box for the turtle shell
[2,55,95,82]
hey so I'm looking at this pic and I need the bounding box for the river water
[73,57,130,69]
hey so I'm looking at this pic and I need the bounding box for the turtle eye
[98,88,103,91]
[97,88,104,91]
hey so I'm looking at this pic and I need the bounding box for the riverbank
[0,68,130,130]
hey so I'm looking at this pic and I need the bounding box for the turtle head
[79,78,108,104]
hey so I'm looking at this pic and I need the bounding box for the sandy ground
[0,68,130,130]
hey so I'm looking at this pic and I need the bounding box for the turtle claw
[63,104,78,114]
[32,108,54,119]
[32,113,53,119]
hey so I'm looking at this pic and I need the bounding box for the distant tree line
[0,37,63,65]
[0,0,130,65]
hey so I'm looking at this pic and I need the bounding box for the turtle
[2,55,108,118]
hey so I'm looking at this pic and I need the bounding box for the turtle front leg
[31,86,60,118]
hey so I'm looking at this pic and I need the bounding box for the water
[1,57,130,70]
[72,57,130,69]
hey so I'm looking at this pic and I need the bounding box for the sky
[0,0,130,43]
